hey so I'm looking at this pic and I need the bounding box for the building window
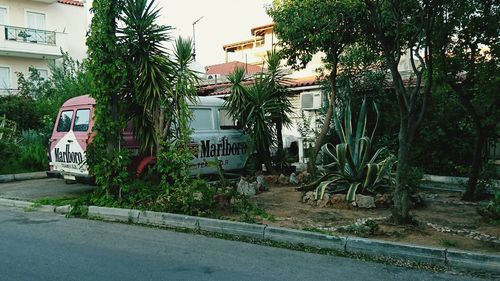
[0,7,7,25]
[26,11,46,43]
[26,11,46,30]
[0,67,10,90]
[37,69,49,80]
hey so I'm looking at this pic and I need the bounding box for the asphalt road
[0,206,482,281]
[0,178,94,201]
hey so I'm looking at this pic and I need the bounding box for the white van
[48,95,249,181]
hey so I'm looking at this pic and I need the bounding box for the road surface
[0,206,482,281]
[0,178,94,201]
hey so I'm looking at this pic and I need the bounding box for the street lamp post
[192,16,204,61]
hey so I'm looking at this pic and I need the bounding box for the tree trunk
[462,129,486,201]
[107,92,119,152]
[391,125,414,224]
[276,120,284,172]
[307,59,338,174]
[260,147,275,174]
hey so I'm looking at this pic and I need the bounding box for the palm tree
[225,66,249,126]
[263,50,293,171]
[118,0,174,154]
[118,0,200,155]
[225,50,292,173]
[165,37,200,142]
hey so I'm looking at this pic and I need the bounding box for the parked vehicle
[48,95,249,182]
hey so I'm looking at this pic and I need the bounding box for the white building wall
[0,0,87,92]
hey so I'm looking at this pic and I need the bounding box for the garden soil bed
[240,183,500,254]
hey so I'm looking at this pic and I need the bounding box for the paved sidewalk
[0,178,95,201]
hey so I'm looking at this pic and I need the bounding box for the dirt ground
[247,183,500,255]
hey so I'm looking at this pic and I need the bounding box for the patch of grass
[231,196,275,223]
[34,197,79,206]
[440,238,458,248]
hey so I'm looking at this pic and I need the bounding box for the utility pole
[192,16,204,61]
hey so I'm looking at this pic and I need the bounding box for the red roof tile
[205,61,264,76]
[58,0,84,7]
[198,76,321,96]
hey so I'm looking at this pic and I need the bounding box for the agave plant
[313,99,395,202]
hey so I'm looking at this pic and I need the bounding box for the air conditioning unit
[300,91,322,110]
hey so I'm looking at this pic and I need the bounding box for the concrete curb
[0,198,71,214]
[446,249,500,274]
[87,205,500,274]
[345,236,445,265]
[265,226,346,251]
[0,171,48,183]
[422,174,500,189]
[3,200,499,275]
[88,206,267,239]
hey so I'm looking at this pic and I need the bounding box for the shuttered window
[0,67,10,90]
[0,7,7,25]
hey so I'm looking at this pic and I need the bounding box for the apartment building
[0,0,87,94]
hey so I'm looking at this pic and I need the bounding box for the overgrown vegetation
[83,0,266,221]
[0,53,90,174]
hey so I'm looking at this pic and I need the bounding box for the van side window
[219,109,239,129]
[191,108,213,130]
[73,109,90,132]
[56,110,73,132]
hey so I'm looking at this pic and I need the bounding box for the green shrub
[0,96,42,131]
[18,130,48,171]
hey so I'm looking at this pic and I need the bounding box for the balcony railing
[4,25,56,45]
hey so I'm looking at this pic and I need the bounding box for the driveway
[0,178,95,201]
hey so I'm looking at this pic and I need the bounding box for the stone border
[86,205,500,274]
[0,172,48,183]
[1,198,498,274]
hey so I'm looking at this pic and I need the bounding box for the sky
[87,0,273,67]
[157,0,273,67]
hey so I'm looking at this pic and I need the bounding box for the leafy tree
[15,53,92,135]
[433,0,500,200]
[361,0,438,224]
[268,0,364,173]
[86,0,133,197]
[87,0,126,153]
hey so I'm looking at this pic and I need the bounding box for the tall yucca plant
[313,99,395,202]
[264,50,293,169]
[167,37,200,141]
[225,67,249,126]
[118,0,174,153]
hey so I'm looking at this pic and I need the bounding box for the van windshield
[56,110,73,132]
[73,109,90,132]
